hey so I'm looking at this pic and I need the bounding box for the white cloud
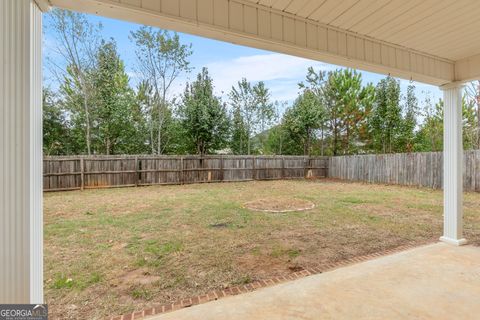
[204,53,336,99]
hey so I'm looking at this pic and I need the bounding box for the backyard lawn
[43,179,480,319]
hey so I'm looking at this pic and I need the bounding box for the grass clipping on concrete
[43,179,480,319]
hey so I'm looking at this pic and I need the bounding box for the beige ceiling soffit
[35,0,51,12]
[455,54,480,83]
[232,0,452,64]
[50,0,455,85]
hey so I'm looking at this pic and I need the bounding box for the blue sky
[43,11,442,112]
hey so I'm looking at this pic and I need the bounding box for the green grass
[43,179,480,319]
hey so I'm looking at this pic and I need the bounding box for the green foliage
[229,79,275,154]
[415,97,444,152]
[369,76,403,153]
[283,90,324,155]
[43,88,72,155]
[51,275,75,290]
[43,13,480,156]
[323,69,374,155]
[415,97,477,152]
[262,104,290,155]
[130,286,153,300]
[90,39,140,154]
[399,83,419,152]
[230,107,249,154]
[177,68,229,155]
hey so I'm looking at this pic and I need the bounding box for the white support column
[439,82,467,246]
[0,0,44,303]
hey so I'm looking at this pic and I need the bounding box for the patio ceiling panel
[246,0,480,63]
[49,0,456,85]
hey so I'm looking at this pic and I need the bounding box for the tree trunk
[279,133,282,155]
[83,93,91,155]
[157,102,162,155]
[106,137,110,155]
[321,125,324,156]
[150,114,155,154]
[345,124,350,155]
[333,122,338,156]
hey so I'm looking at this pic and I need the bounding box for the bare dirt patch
[244,197,315,213]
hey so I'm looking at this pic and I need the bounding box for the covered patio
[148,242,480,320]
[1,0,479,312]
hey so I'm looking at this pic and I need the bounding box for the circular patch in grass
[244,197,315,213]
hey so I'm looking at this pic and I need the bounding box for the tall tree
[369,76,402,153]
[323,69,374,155]
[130,26,192,154]
[177,68,229,155]
[229,79,275,154]
[46,9,102,155]
[136,80,156,153]
[254,82,276,152]
[283,90,324,155]
[90,39,138,154]
[298,67,328,155]
[399,83,419,152]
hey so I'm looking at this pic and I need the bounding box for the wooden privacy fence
[43,155,328,191]
[328,150,480,192]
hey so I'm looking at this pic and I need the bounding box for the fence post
[134,156,138,187]
[304,157,307,178]
[282,156,285,179]
[180,156,184,185]
[220,156,224,182]
[252,156,256,180]
[80,157,84,190]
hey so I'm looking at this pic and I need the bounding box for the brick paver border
[109,240,435,320]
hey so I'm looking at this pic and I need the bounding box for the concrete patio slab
[148,243,480,320]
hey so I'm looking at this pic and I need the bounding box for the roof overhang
[48,0,480,86]
[34,0,51,12]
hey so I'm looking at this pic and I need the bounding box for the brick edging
[109,240,435,320]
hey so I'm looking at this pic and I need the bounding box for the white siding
[0,0,43,303]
